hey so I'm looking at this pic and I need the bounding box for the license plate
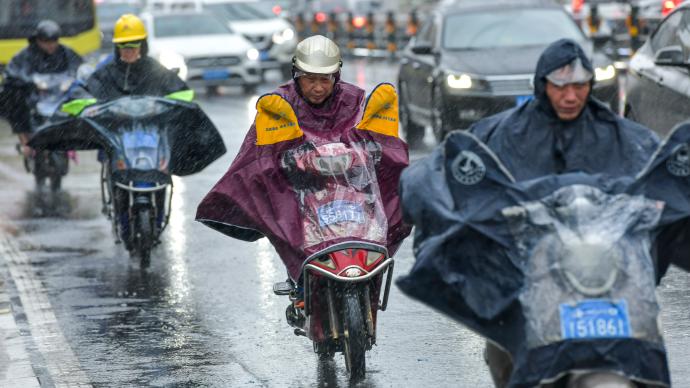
[259,50,271,61]
[515,95,533,106]
[317,200,365,227]
[560,299,631,340]
[202,69,230,80]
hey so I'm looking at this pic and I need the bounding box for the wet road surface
[0,58,688,387]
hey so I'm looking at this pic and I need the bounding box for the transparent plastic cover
[281,141,387,250]
[502,185,664,349]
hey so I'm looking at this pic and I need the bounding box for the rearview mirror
[411,45,434,55]
[654,46,685,66]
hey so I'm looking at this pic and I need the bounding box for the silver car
[141,10,263,94]
[201,0,299,80]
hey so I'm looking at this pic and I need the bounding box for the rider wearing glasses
[85,14,190,101]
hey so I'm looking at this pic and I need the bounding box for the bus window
[0,0,95,39]
[0,0,100,65]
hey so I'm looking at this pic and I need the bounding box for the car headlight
[247,48,260,61]
[594,64,616,82]
[272,28,295,45]
[158,50,188,81]
[446,74,473,89]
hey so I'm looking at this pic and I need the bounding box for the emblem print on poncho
[667,144,690,177]
[451,150,486,185]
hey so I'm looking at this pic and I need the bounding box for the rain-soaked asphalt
[0,58,689,387]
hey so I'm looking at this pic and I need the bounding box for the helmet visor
[546,58,593,87]
[294,70,336,81]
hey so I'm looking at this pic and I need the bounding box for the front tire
[242,83,258,95]
[342,289,366,381]
[134,208,153,268]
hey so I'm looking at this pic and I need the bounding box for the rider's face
[545,81,591,121]
[297,73,335,105]
[118,46,141,64]
[36,38,58,55]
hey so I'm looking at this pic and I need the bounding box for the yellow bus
[0,0,101,67]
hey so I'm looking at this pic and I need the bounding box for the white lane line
[0,233,92,388]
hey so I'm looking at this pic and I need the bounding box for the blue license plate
[259,50,271,61]
[560,299,631,340]
[203,69,230,80]
[317,200,365,227]
[515,95,533,106]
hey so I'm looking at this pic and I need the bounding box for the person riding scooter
[85,14,189,100]
[2,20,82,167]
[195,36,411,375]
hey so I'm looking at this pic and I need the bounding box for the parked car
[96,0,144,51]
[140,10,262,94]
[201,0,298,80]
[625,2,690,136]
[397,0,621,146]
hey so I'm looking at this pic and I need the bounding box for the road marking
[0,233,92,387]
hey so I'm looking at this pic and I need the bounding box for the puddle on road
[20,189,101,220]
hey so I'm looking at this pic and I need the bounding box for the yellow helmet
[112,14,147,44]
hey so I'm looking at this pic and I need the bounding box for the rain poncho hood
[396,125,690,387]
[470,38,659,181]
[195,82,411,281]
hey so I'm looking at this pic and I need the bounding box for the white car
[140,10,262,94]
[200,0,298,79]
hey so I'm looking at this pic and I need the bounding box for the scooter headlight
[365,251,384,267]
[559,237,621,296]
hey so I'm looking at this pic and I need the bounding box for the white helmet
[293,35,342,74]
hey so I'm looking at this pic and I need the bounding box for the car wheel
[432,86,452,143]
[399,82,425,148]
[243,83,258,95]
[624,105,637,122]
[206,85,220,96]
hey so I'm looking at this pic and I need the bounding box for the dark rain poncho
[196,81,411,281]
[396,39,690,387]
[396,127,690,387]
[86,55,188,100]
[470,39,659,180]
[0,42,82,133]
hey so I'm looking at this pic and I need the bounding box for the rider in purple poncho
[196,36,410,286]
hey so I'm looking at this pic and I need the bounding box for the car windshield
[204,2,273,21]
[443,9,585,50]
[153,13,231,37]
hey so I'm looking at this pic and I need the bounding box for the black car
[625,2,690,136]
[397,0,621,146]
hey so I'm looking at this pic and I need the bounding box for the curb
[0,263,41,388]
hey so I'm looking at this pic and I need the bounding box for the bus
[0,0,101,67]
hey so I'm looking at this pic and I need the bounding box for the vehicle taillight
[272,5,282,15]
[662,0,682,17]
[353,16,366,28]
[315,12,327,23]
[572,0,584,14]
